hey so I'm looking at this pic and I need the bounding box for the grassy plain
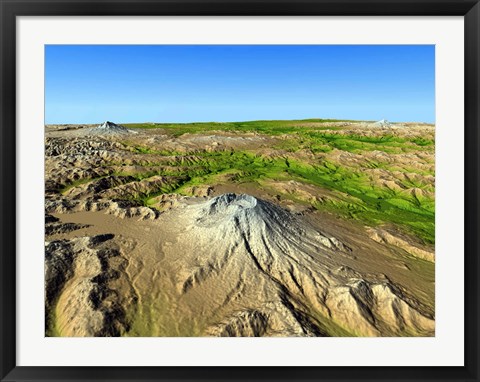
[117,120,435,244]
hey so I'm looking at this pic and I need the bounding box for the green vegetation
[124,119,347,137]
[64,120,434,244]
[102,147,434,244]
[273,131,433,154]
[124,120,433,154]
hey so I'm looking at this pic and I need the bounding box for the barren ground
[45,119,435,337]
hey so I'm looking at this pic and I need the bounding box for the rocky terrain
[45,119,435,337]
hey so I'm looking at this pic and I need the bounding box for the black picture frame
[1,1,479,381]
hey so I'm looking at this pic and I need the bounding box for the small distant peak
[374,119,391,127]
[88,121,137,136]
[98,121,124,129]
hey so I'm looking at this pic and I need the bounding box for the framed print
[1,0,479,381]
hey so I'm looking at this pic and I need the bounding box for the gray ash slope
[45,193,434,337]
[156,193,434,337]
[44,121,435,337]
[83,121,138,136]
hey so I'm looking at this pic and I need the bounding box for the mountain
[45,193,435,337]
[86,121,137,136]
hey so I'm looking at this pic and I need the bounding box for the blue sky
[45,45,435,124]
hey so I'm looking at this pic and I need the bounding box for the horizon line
[45,117,436,125]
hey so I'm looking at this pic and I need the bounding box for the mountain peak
[201,193,258,217]
[98,121,124,129]
[84,121,137,136]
